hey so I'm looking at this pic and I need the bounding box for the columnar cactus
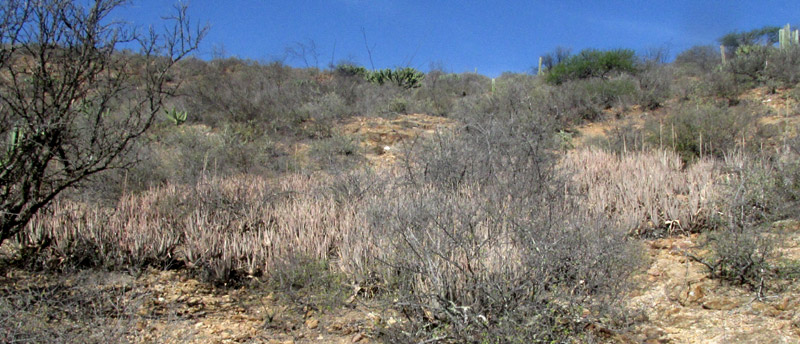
[1,128,22,169]
[779,23,799,49]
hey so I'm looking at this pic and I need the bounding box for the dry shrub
[563,148,718,237]
[696,149,800,289]
[368,111,642,342]
[674,45,721,77]
[644,102,762,161]
[764,45,800,86]
[368,180,640,342]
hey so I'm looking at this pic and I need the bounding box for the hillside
[3,41,800,343]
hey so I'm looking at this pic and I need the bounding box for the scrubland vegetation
[2,1,800,343]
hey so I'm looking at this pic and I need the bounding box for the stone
[305,318,319,329]
[685,285,705,303]
[702,297,743,310]
[751,302,781,317]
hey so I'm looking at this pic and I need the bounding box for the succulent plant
[1,127,22,169]
[165,108,188,126]
[365,67,424,89]
[779,23,799,49]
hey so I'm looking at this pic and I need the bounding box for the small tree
[0,0,206,244]
[718,26,780,51]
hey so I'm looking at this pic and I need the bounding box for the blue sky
[114,0,800,77]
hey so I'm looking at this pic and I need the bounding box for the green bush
[727,44,772,86]
[718,26,780,51]
[545,49,637,85]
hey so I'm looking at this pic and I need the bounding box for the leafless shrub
[415,71,491,116]
[303,92,350,124]
[587,119,648,154]
[537,81,603,124]
[693,152,780,289]
[635,62,674,110]
[0,0,206,246]
[684,141,800,290]
[307,131,366,172]
[369,111,641,342]
[182,59,308,129]
[703,68,741,104]
[702,223,775,290]
[674,45,721,77]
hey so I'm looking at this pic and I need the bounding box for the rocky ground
[627,224,800,344]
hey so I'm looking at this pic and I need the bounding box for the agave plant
[365,67,424,89]
[391,67,424,89]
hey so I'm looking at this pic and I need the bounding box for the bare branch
[0,0,205,244]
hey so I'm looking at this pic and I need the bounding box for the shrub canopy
[545,48,637,84]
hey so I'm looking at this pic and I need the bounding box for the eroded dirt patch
[340,113,456,167]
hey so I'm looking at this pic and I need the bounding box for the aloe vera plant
[165,108,188,126]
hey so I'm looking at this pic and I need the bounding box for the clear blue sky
[114,0,800,77]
